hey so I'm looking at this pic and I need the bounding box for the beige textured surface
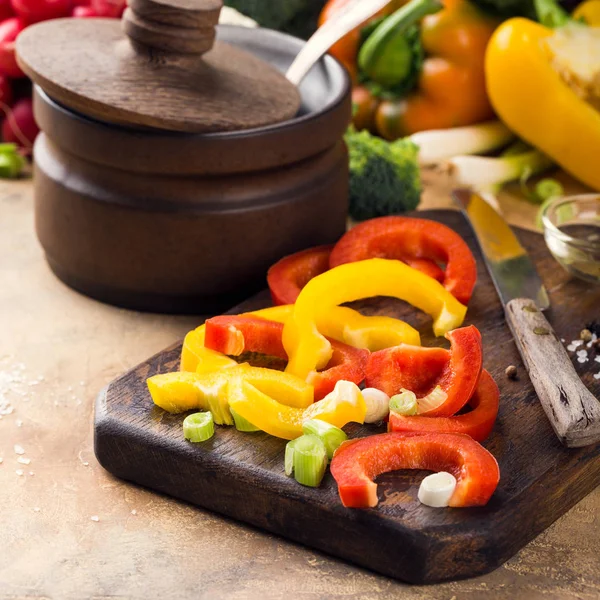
[1,177,599,599]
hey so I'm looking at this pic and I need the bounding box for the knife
[453,189,600,448]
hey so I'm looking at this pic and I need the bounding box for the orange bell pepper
[375,0,498,138]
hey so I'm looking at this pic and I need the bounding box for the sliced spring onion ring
[286,434,328,487]
[418,471,457,507]
[183,411,215,442]
[416,386,448,414]
[302,419,348,459]
[389,390,418,416]
[230,407,260,432]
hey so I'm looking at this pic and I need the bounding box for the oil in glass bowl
[542,194,600,283]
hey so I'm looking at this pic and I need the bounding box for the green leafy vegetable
[345,127,421,221]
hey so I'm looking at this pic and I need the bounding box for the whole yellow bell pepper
[573,0,600,24]
[228,379,366,440]
[147,365,313,426]
[486,17,600,190]
[283,259,467,380]
[181,303,420,374]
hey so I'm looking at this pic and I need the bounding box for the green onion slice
[389,390,418,416]
[286,434,328,488]
[230,407,260,432]
[285,439,297,477]
[302,419,347,459]
[183,411,215,442]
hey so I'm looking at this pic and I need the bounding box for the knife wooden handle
[505,298,600,448]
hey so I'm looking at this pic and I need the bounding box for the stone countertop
[1,176,598,600]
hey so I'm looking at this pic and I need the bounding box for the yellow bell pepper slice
[283,259,466,380]
[181,303,420,373]
[147,365,313,426]
[486,18,600,191]
[228,379,366,440]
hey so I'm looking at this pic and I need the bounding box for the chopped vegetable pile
[147,216,503,509]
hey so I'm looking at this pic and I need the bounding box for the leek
[285,435,328,488]
[410,121,515,165]
[416,386,448,414]
[183,412,214,443]
[389,390,418,416]
[231,408,260,432]
[302,419,347,459]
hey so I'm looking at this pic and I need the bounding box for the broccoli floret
[223,0,325,39]
[345,128,421,222]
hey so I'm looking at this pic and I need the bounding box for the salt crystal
[15,469,24,476]
[15,419,22,427]
[38,376,45,382]
[577,357,589,363]
[131,509,137,515]
[67,386,73,391]
[567,340,584,351]
[13,444,25,455]
[561,338,565,343]
[82,461,89,467]
[577,350,588,358]
[17,457,30,465]
[90,516,99,522]
[594,372,600,380]
[0,457,3,464]
[79,381,86,386]
[29,471,34,476]
[595,357,600,363]
[33,507,40,512]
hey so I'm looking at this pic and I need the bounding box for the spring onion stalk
[362,387,391,423]
[446,149,554,193]
[302,419,348,459]
[286,434,328,487]
[410,121,515,165]
[230,407,260,432]
[417,386,448,414]
[183,412,214,442]
[389,390,418,416]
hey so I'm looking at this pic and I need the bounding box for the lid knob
[123,0,223,55]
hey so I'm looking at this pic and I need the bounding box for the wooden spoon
[286,0,394,86]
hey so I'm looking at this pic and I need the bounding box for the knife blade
[453,188,600,448]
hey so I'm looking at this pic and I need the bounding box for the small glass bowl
[542,194,600,284]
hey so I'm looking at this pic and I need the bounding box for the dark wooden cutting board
[94,209,600,584]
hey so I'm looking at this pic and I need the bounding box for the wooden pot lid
[15,0,301,133]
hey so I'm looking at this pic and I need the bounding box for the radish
[90,0,125,17]
[0,73,13,108]
[72,4,97,16]
[0,18,25,78]
[0,0,15,20]
[2,97,39,152]
[11,0,72,23]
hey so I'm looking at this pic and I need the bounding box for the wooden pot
[31,26,351,313]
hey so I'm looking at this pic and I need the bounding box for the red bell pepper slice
[403,258,444,283]
[365,325,483,418]
[388,369,499,442]
[329,216,477,305]
[330,432,500,508]
[204,315,368,401]
[267,245,332,306]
